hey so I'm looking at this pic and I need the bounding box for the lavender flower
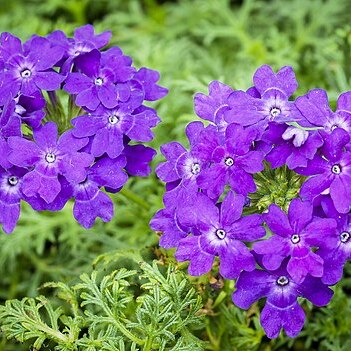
[225,65,304,132]
[297,128,351,213]
[8,122,94,203]
[233,257,333,338]
[254,198,337,283]
[175,191,265,279]
[193,124,264,198]
[0,34,65,104]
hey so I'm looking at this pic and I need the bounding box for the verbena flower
[295,89,351,134]
[233,257,333,338]
[263,123,323,169]
[254,198,337,283]
[224,65,304,132]
[0,26,167,232]
[8,122,94,203]
[0,34,65,104]
[297,128,351,213]
[193,124,264,198]
[151,64,349,339]
[175,191,265,279]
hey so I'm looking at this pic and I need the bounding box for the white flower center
[276,275,289,286]
[94,77,104,86]
[21,69,32,78]
[332,164,341,174]
[191,163,201,175]
[340,231,350,243]
[270,107,281,119]
[45,153,56,163]
[331,124,338,131]
[224,157,234,167]
[216,229,226,240]
[291,234,300,244]
[8,176,18,186]
[108,115,119,125]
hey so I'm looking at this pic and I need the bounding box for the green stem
[113,318,145,346]
[119,188,150,210]
[142,336,154,351]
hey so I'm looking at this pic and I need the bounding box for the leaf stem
[118,188,150,210]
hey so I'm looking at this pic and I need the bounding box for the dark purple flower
[175,191,265,279]
[295,89,351,134]
[0,34,65,104]
[193,124,264,198]
[63,48,135,110]
[233,257,333,338]
[0,166,28,233]
[123,144,156,177]
[225,65,304,131]
[297,128,351,213]
[254,198,337,283]
[7,122,94,203]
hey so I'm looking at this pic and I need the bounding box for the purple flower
[254,198,337,283]
[262,123,323,169]
[72,156,128,228]
[123,144,156,177]
[0,166,28,233]
[297,128,351,213]
[47,24,112,73]
[194,80,235,132]
[0,34,65,104]
[150,205,189,249]
[72,103,157,158]
[233,257,333,338]
[225,65,303,131]
[133,68,168,101]
[63,48,135,110]
[156,121,207,189]
[193,124,264,198]
[7,122,94,203]
[295,89,351,134]
[175,191,265,279]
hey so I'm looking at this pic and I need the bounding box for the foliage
[0,0,351,350]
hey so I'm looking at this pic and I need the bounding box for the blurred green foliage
[1,0,351,350]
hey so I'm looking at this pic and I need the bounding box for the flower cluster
[0,25,167,233]
[151,65,351,338]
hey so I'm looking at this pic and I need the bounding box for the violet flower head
[297,128,351,213]
[233,257,334,338]
[8,122,94,203]
[175,191,265,279]
[0,166,28,234]
[263,123,323,170]
[63,48,135,110]
[295,89,351,135]
[193,123,264,198]
[225,65,304,132]
[194,80,235,133]
[0,33,65,104]
[254,198,337,283]
[72,156,128,228]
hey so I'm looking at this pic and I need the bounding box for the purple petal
[265,204,293,236]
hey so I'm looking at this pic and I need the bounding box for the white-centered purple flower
[175,191,265,279]
[254,199,337,283]
[0,34,65,104]
[7,122,94,204]
[224,65,304,133]
[296,128,351,213]
[233,256,333,339]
